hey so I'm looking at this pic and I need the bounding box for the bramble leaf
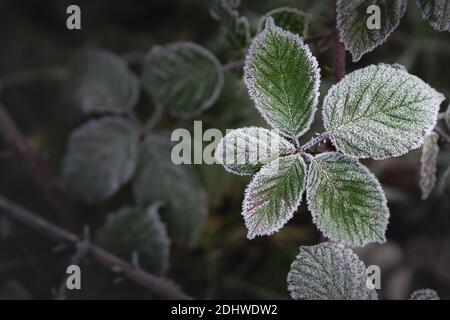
[142,42,224,117]
[132,136,208,244]
[62,116,139,204]
[417,0,450,32]
[243,155,306,239]
[70,49,139,114]
[258,7,310,37]
[420,132,439,200]
[336,0,407,62]
[96,204,170,275]
[287,243,378,300]
[306,152,389,246]
[244,18,320,137]
[409,288,440,300]
[214,127,295,175]
[323,64,445,159]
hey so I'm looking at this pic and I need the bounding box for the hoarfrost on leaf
[417,0,450,32]
[336,0,407,62]
[409,288,440,300]
[287,243,378,300]
[243,155,306,239]
[142,42,224,117]
[258,7,310,37]
[306,152,389,247]
[244,17,320,137]
[214,127,295,175]
[323,64,445,159]
[419,132,439,200]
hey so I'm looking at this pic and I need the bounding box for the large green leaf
[336,0,407,62]
[258,7,310,37]
[243,155,306,239]
[96,204,170,275]
[214,127,295,175]
[142,42,224,117]
[417,0,450,32]
[420,132,439,200]
[62,116,139,204]
[70,48,140,114]
[323,64,445,159]
[306,152,389,246]
[132,136,208,244]
[287,243,378,300]
[409,289,440,300]
[244,17,320,137]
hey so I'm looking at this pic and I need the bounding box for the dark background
[0,0,449,299]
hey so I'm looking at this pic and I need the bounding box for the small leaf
[420,132,440,200]
[410,288,440,300]
[323,64,445,159]
[62,116,139,204]
[70,48,140,114]
[287,243,378,300]
[244,17,320,137]
[215,127,295,175]
[96,204,170,275]
[142,42,224,117]
[306,152,389,247]
[132,136,208,244]
[243,155,306,239]
[417,0,450,32]
[336,0,407,62]
[258,7,310,37]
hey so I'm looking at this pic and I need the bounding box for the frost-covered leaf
[323,64,445,159]
[70,48,139,114]
[306,152,389,246]
[244,18,320,137]
[417,0,450,32]
[287,243,378,300]
[209,0,251,51]
[410,288,440,300]
[142,42,224,117]
[243,155,306,239]
[336,0,407,62]
[420,132,439,200]
[258,7,310,37]
[62,116,139,204]
[214,127,294,175]
[96,204,170,275]
[132,136,208,244]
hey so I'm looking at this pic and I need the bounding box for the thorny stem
[301,132,331,152]
[435,126,450,145]
[0,195,192,300]
[332,0,345,82]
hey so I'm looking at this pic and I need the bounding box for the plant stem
[301,132,331,151]
[222,59,245,72]
[435,126,450,144]
[332,1,345,82]
[0,195,192,300]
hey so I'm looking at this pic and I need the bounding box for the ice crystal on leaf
[243,155,306,239]
[409,288,440,300]
[420,132,440,200]
[417,0,450,32]
[323,64,445,159]
[287,243,378,300]
[258,7,310,37]
[306,153,389,246]
[244,18,320,137]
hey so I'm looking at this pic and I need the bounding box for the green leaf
[306,152,389,246]
[287,243,378,300]
[244,17,320,137]
[420,132,440,200]
[215,127,295,175]
[410,288,440,300]
[258,7,310,37]
[323,64,445,159]
[132,136,208,244]
[142,42,224,117]
[96,204,170,275]
[417,0,450,32]
[336,0,407,62]
[62,116,139,204]
[243,155,307,239]
[69,48,140,114]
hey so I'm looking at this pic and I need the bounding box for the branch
[301,132,331,151]
[0,195,192,300]
[435,126,450,145]
[332,1,345,82]
[222,59,244,72]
